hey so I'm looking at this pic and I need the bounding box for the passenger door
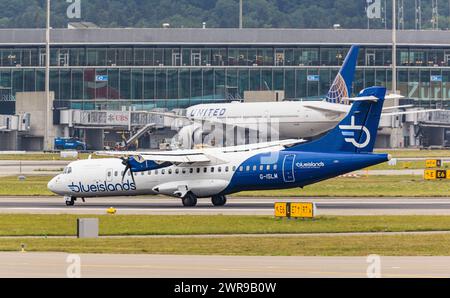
[282,154,296,183]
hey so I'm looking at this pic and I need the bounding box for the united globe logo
[326,74,349,104]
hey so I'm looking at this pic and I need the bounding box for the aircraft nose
[47,176,60,193]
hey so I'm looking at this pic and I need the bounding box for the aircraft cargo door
[282,154,296,183]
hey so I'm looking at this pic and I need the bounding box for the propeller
[121,157,136,184]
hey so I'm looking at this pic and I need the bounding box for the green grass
[1,175,449,197]
[375,149,450,158]
[2,215,450,236]
[1,234,450,256]
[0,176,54,196]
[368,160,449,170]
[239,175,450,197]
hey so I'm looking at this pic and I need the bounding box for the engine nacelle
[152,179,229,198]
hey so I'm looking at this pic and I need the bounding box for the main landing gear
[64,196,85,206]
[211,195,227,207]
[182,192,198,207]
[181,193,228,207]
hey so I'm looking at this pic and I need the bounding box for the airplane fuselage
[184,101,350,139]
[48,145,388,199]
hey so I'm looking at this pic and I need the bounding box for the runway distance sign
[426,159,442,168]
[274,202,315,219]
[290,203,315,218]
[274,203,289,218]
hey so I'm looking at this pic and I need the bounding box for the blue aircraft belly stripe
[220,151,389,196]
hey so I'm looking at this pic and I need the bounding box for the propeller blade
[120,157,136,185]
[130,170,136,184]
[121,164,129,183]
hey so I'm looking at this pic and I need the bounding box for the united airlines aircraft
[48,86,390,207]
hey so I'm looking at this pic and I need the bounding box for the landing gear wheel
[211,195,227,206]
[182,193,198,207]
[65,197,76,206]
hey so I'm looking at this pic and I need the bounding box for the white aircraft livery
[156,46,360,148]
[48,86,390,207]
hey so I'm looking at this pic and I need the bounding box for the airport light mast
[392,0,397,94]
[44,0,51,150]
[239,0,243,29]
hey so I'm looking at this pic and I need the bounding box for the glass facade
[1,46,450,112]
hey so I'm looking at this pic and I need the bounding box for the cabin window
[148,171,151,175]
[266,165,271,171]
[218,167,222,172]
[204,168,207,173]
[211,167,215,173]
[182,169,186,174]
[274,165,278,170]
[155,170,158,175]
[161,169,165,175]
[196,168,200,173]
[246,166,250,172]
[114,171,118,177]
[175,169,179,174]
[225,166,229,172]
[233,166,237,172]
[259,165,264,171]
[107,171,112,177]
[190,168,193,174]
[253,165,257,171]
[239,166,243,172]
[168,169,172,174]
[141,172,145,176]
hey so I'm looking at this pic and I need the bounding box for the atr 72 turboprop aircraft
[48,86,390,207]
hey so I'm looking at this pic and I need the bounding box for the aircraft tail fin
[325,45,359,104]
[289,86,386,154]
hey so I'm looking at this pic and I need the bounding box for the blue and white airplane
[48,86,390,207]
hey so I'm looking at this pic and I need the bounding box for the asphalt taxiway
[1,253,449,278]
[0,196,449,215]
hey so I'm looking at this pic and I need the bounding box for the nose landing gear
[64,196,84,206]
[65,196,76,206]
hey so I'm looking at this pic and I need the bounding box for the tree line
[0,0,449,30]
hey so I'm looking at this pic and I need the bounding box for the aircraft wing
[381,109,444,117]
[301,102,349,114]
[382,105,414,111]
[96,139,306,164]
[96,150,211,163]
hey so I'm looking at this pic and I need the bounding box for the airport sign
[275,202,315,219]
[290,202,315,218]
[425,159,442,168]
[430,75,443,82]
[274,202,289,218]
[424,169,448,180]
[95,75,109,82]
[307,75,320,82]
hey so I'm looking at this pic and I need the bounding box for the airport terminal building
[0,27,450,150]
